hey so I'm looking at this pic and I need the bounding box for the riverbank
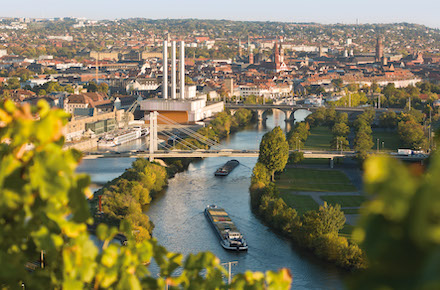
[90,108,255,241]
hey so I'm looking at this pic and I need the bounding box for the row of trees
[287,122,310,150]
[354,109,375,159]
[329,90,369,108]
[1,77,108,97]
[379,109,429,150]
[96,159,168,242]
[331,112,350,150]
[250,127,366,270]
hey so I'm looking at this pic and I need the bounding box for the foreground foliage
[0,100,291,288]
[348,155,440,289]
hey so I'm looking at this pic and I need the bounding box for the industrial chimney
[180,41,185,100]
[171,41,177,99]
[162,40,168,99]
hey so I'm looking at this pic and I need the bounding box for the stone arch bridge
[226,104,397,122]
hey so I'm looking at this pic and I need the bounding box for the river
[77,109,344,289]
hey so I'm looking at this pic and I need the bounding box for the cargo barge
[204,205,248,251]
[214,159,239,176]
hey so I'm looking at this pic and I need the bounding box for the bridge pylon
[256,109,267,122]
[148,111,159,161]
[283,110,295,122]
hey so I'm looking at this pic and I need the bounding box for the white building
[126,78,160,92]
[140,98,224,123]
[239,83,291,98]
[304,96,325,106]
[21,78,53,89]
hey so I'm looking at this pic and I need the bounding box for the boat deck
[207,208,239,233]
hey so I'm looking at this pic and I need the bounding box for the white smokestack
[171,41,177,99]
[163,40,168,99]
[180,41,185,100]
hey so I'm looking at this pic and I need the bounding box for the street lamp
[377,138,379,153]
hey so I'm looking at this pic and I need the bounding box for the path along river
[77,110,344,289]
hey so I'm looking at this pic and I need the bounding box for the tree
[87,81,99,92]
[397,120,428,150]
[0,100,292,288]
[331,78,344,90]
[379,111,398,128]
[332,122,350,137]
[288,151,305,164]
[354,130,374,152]
[335,112,349,124]
[287,122,310,149]
[185,76,195,85]
[258,126,289,181]
[312,107,326,126]
[6,77,20,89]
[331,136,350,150]
[302,203,346,236]
[325,107,337,126]
[98,82,109,94]
[251,162,271,190]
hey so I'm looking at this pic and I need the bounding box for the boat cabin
[226,231,241,240]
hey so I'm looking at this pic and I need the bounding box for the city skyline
[2,0,440,29]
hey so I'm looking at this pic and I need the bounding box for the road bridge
[82,149,426,168]
[83,149,354,168]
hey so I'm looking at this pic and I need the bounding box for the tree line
[94,159,168,242]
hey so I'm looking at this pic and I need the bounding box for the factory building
[140,40,223,124]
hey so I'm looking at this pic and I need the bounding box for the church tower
[274,42,280,71]
[376,37,384,62]
[279,43,284,63]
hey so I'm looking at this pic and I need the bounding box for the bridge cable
[159,130,200,151]
[156,114,222,149]
[156,114,220,148]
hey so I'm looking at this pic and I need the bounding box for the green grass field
[304,126,333,150]
[372,130,401,152]
[276,168,357,192]
[340,208,360,215]
[278,190,319,215]
[295,158,330,165]
[320,195,367,207]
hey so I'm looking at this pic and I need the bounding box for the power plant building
[140,40,223,124]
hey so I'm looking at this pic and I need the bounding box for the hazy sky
[2,0,440,28]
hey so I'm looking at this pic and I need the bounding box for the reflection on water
[77,109,343,289]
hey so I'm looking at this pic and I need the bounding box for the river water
[77,110,344,289]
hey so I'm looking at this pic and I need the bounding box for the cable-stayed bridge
[83,111,427,168]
